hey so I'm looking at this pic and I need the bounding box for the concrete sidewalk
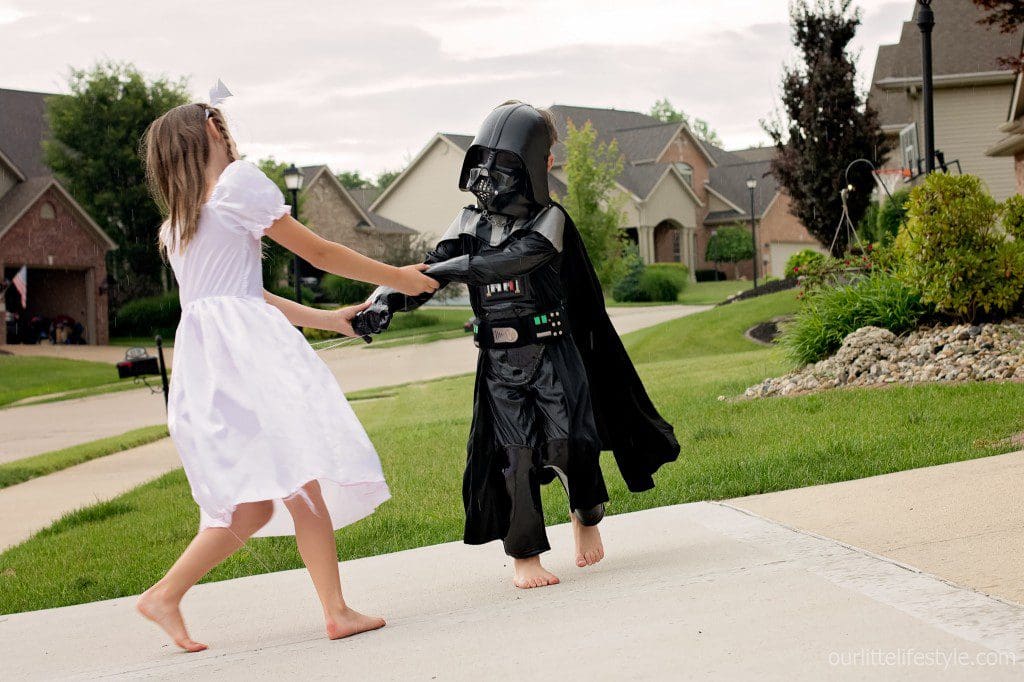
[730,449,1024,606]
[0,439,179,551]
[3,502,1022,681]
[0,305,704,462]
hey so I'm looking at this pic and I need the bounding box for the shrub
[874,189,910,244]
[784,249,827,279]
[645,263,689,292]
[112,291,181,338]
[695,269,726,282]
[1003,193,1024,239]
[893,173,1024,321]
[611,248,648,302]
[638,269,681,302]
[320,274,374,304]
[857,200,880,242]
[269,284,315,305]
[780,273,929,365]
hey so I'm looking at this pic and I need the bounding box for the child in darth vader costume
[354,102,679,588]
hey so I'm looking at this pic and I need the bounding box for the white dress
[163,160,389,537]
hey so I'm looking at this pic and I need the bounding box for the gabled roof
[369,133,469,212]
[300,164,416,236]
[0,88,52,178]
[869,0,1023,127]
[0,176,117,249]
[704,159,778,224]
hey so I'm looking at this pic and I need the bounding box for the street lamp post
[283,164,304,330]
[746,176,759,288]
[916,0,936,174]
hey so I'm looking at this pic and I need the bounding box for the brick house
[299,165,416,263]
[869,0,1023,200]
[0,88,117,345]
[371,105,822,280]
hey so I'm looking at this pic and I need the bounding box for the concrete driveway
[2,502,1021,681]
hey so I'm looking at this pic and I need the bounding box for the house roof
[728,146,777,163]
[0,176,118,248]
[0,88,52,178]
[705,159,779,224]
[300,164,416,236]
[869,0,1024,127]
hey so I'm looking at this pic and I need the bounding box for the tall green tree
[375,169,401,190]
[764,0,891,256]
[705,224,756,278]
[336,170,372,188]
[44,62,189,302]
[561,120,627,285]
[648,98,723,146]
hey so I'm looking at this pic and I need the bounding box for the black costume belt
[473,307,567,349]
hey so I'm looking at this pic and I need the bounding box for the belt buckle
[492,327,520,344]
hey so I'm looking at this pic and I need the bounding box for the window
[899,124,919,173]
[39,202,55,220]
[672,230,681,262]
[674,162,694,187]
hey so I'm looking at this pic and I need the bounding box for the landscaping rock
[744,321,1024,398]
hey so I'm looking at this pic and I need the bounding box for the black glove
[352,291,393,336]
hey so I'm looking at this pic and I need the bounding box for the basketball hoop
[874,167,910,198]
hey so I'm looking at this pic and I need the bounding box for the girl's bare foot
[136,585,208,653]
[324,605,386,640]
[572,515,605,568]
[512,555,560,589]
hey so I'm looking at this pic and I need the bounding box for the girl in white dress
[134,102,438,652]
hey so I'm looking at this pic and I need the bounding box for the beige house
[372,105,821,280]
[986,72,1024,194]
[869,0,1023,200]
[299,165,415,262]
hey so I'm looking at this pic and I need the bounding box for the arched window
[674,163,693,187]
[39,202,55,220]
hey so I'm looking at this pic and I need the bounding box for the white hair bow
[207,79,232,116]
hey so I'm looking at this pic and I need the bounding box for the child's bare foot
[136,585,208,653]
[572,514,605,568]
[324,605,386,640]
[512,555,560,589]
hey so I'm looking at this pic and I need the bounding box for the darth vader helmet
[459,103,553,211]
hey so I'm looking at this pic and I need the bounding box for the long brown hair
[141,103,238,254]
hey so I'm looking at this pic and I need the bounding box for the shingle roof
[299,164,416,236]
[706,159,778,223]
[0,176,51,233]
[869,0,1023,127]
[0,88,51,178]
[442,133,474,151]
[619,164,673,198]
[728,146,777,163]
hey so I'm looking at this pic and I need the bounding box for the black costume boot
[501,445,550,558]
[542,440,606,527]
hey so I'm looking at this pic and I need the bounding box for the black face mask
[466,148,529,213]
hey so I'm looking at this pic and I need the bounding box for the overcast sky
[1,0,914,177]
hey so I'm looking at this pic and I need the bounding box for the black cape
[462,203,681,545]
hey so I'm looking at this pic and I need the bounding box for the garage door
[769,242,827,279]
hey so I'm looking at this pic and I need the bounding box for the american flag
[12,265,27,309]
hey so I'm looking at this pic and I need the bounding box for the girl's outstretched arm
[265,214,437,296]
[263,291,371,336]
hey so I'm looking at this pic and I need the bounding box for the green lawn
[0,356,130,408]
[0,425,169,489]
[4,291,1024,614]
[677,280,754,306]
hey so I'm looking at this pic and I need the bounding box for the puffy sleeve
[213,161,290,238]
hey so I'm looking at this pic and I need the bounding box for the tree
[561,120,627,285]
[705,224,756,278]
[648,98,723,146]
[764,0,892,256]
[973,1,1024,71]
[376,169,401,190]
[44,62,189,302]
[257,158,302,288]
[336,170,372,189]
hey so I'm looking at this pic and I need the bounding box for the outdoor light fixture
[284,164,304,326]
[746,177,759,288]
[916,0,936,173]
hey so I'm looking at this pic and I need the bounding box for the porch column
[637,225,655,265]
